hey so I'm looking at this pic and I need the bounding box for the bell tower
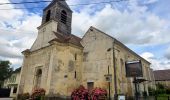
[42,0,72,34]
[31,0,72,51]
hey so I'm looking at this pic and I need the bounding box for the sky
[0,0,170,70]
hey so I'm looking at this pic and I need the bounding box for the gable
[81,26,114,47]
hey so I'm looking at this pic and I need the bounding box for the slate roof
[154,69,170,81]
[51,32,83,47]
[44,0,72,11]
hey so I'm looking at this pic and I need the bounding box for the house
[17,0,155,99]
[154,69,170,88]
[3,67,21,98]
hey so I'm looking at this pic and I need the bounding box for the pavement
[0,98,13,100]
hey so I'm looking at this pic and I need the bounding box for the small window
[61,10,67,24]
[75,71,77,79]
[75,54,77,60]
[36,69,42,76]
[46,10,51,22]
[83,52,89,61]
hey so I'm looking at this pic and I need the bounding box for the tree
[0,60,13,88]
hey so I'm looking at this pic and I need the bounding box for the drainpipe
[113,41,118,100]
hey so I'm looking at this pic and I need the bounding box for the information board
[125,60,143,77]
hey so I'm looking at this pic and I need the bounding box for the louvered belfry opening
[61,10,67,24]
[46,10,51,22]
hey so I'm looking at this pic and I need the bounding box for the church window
[46,10,51,22]
[75,71,77,79]
[83,52,89,61]
[35,69,42,88]
[61,10,67,24]
[75,53,77,60]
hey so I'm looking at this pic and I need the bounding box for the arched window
[46,10,51,22]
[35,69,42,88]
[61,10,67,24]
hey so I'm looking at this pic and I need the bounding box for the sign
[125,60,143,77]
[104,74,112,82]
[118,95,125,100]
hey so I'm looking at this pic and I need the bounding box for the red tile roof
[154,69,170,81]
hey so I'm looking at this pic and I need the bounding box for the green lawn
[157,94,170,100]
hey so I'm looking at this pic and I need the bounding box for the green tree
[0,60,13,87]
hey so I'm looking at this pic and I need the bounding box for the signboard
[118,95,125,100]
[125,60,143,77]
[104,74,112,82]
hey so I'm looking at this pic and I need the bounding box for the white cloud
[0,0,169,70]
[165,47,170,60]
[72,3,170,45]
[141,52,170,70]
[141,52,154,60]
[0,0,42,68]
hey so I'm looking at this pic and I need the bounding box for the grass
[156,94,170,100]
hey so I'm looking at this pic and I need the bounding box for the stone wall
[18,42,83,97]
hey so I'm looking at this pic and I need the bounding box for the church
[18,0,155,99]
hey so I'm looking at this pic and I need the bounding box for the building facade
[3,67,21,98]
[18,0,155,99]
[154,69,170,89]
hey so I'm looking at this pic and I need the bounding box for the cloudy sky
[0,0,170,70]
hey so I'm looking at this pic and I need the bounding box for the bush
[166,88,170,94]
[18,93,30,100]
[71,85,88,100]
[156,83,165,89]
[155,89,166,95]
[31,88,46,100]
[142,91,147,97]
[90,88,107,100]
[71,86,107,100]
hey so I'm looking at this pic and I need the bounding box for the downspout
[113,41,118,100]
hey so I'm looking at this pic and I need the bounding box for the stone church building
[18,0,155,99]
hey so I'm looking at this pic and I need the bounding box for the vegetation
[31,88,46,100]
[18,88,46,100]
[148,84,170,100]
[0,60,13,87]
[71,85,107,100]
[18,93,30,100]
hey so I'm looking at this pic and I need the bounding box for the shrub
[142,91,147,97]
[18,93,30,100]
[71,85,88,100]
[156,83,165,89]
[71,86,107,100]
[31,88,46,100]
[90,88,107,100]
[166,88,170,94]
